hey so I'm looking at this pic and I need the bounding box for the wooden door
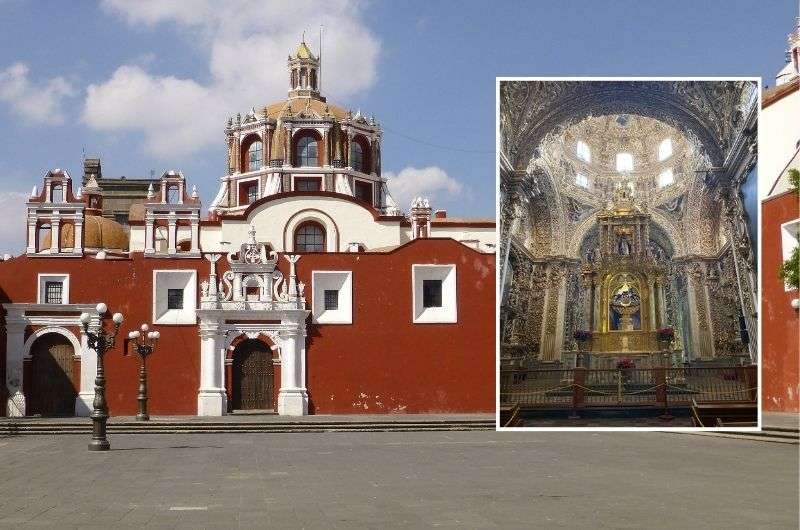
[30,334,76,416]
[232,340,274,410]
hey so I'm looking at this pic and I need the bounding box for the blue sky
[0,0,796,253]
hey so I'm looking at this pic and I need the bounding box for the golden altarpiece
[580,187,675,365]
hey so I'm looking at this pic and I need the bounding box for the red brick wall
[761,191,800,412]
[0,238,495,416]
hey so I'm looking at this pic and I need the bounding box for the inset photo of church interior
[499,80,759,428]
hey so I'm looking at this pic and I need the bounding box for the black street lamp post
[80,303,124,452]
[127,324,160,421]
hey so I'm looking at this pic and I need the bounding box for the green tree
[789,168,799,194]
[779,245,800,290]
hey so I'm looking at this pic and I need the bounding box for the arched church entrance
[231,339,274,411]
[29,333,76,416]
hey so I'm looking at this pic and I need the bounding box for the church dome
[43,215,129,251]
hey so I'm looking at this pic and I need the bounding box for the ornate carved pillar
[540,264,567,362]
[51,217,61,254]
[5,311,26,417]
[686,262,715,360]
[167,217,177,254]
[276,319,309,416]
[76,316,101,416]
[144,218,154,253]
[73,218,83,254]
[648,279,657,331]
[197,323,226,416]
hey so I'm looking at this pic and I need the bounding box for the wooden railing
[500,366,757,409]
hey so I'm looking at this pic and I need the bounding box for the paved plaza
[0,430,797,529]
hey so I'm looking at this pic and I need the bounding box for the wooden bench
[691,399,757,427]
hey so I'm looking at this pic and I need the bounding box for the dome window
[576,141,591,163]
[351,142,364,172]
[247,141,263,172]
[295,221,325,252]
[658,138,673,161]
[295,133,320,167]
[616,152,633,172]
[658,168,674,188]
[575,173,589,188]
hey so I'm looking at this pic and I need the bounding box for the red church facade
[0,41,496,418]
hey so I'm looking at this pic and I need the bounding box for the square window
[354,181,373,204]
[167,288,184,310]
[295,177,321,192]
[44,281,63,304]
[423,280,443,308]
[38,274,69,304]
[412,265,456,323]
[324,289,339,310]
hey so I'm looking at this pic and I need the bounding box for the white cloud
[385,166,464,210]
[87,0,380,159]
[0,191,29,255]
[0,63,76,125]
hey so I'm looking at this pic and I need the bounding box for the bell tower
[288,39,324,101]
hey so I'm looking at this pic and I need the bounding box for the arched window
[296,135,319,167]
[351,142,364,173]
[294,221,325,252]
[247,141,263,172]
[167,185,180,204]
[576,141,591,163]
[51,185,63,203]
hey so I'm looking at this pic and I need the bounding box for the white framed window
[575,173,589,188]
[312,271,352,324]
[153,270,197,324]
[37,274,69,304]
[781,219,800,291]
[412,264,457,323]
[576,141,591,163]
[616,153,633,172]
[658,138,673,161]
[658,168,674,188]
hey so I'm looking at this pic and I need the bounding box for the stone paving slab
[0,431,797,529]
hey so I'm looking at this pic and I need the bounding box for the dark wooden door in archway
[30,333,76,416]
[231,340,274,410]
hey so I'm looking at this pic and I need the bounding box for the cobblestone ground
[0,431,797,529]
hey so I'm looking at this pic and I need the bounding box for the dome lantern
[288,39,323,101]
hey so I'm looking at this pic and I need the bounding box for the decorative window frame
[292,175,324,192]
[37,273,69,304]
[780,218,800,292]
[311,271,353,324]
[237,176,261,207]
[411,264,457,324]
[352,177,374,205]
[152,270,197,325]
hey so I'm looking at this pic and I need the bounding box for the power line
[381,126,494,155]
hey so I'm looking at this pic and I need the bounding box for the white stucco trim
[152,269,197,325]
[411,264,458,324]
[22,326,81,360]
[311,271,353,324]
[36,273,69,304]
[284,209,339,252]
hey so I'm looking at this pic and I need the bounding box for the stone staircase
[0,416,495,435]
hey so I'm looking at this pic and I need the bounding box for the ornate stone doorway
[29,333,76,416]
[231,339,274,411]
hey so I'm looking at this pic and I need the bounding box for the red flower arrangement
[657,327,675,341]
[573,330,593,341]
[616,357,635,370]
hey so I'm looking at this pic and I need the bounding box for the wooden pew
[691,399,757,427]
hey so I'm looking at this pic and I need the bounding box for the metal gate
[30,334,76,416]
[232,340,274,410]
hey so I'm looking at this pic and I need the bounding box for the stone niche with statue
[580,186,674,364]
